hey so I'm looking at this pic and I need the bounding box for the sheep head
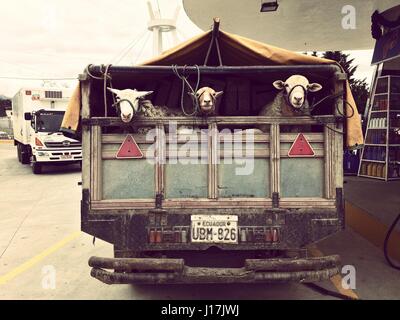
[107,88,153,122]
[273,75,322,109]
[189,87,223,115]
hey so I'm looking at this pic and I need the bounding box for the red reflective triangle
[288,133,315,157]
[116,134,143,159]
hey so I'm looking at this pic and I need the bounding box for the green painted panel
[102,159,155,199]
[280,158,324,198]
[218,159,270,197]
[165,163,208,198]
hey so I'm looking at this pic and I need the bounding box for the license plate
[191,215,238,243]
[61,154,72,159]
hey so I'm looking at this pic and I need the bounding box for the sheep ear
[308,83,323,92]
[107,87,120,95]
[138,90,153,98]
[188,92,196,98]
[133,91,151,102]
[214,91,223,98]
[273,80,285,90]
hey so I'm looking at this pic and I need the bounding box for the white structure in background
[147,1,179,56]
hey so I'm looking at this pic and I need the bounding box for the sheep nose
[294,97,303,103]
[203,99,211,104]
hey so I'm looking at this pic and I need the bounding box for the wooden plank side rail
[83,115,340,127]
[90,198,336,210]
[90,116,339,206]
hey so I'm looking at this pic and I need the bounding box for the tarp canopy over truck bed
[61,25,363,149]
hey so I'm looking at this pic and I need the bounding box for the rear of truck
[80,65,345,284]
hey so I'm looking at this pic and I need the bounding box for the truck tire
[17,144,22,163]
[32,162,42,174]
[20,145,30,164]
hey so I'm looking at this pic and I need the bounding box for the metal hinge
[272,192,280,208]
[155,193,163,209]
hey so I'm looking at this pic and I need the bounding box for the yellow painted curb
[345,201,400,263]
[307,244,359,300]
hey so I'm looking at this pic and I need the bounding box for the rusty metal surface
[87,65,342,78]
[82,115,340,127]
[89,256,184,272]
[244,255,340,271]
[89,254,340,284]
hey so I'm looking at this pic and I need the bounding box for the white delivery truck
[12,87,82,174]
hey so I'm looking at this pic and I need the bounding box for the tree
[321,51,369,114]
[350,78,369,115]
[321,51,357,86]
[302,51,369,114]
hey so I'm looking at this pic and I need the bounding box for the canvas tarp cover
[61,29,364,149]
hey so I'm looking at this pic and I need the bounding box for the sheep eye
[284,84,289,87]
[196,93,200,97]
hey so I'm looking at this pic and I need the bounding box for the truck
[64,25,363,284]
[12,87,82,174]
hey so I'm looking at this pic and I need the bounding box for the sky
[0,0,374,98]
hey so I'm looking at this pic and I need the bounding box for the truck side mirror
[24,112,32,121]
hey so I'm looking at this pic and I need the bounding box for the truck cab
[12,88,82,174]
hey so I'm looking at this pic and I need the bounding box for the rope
[172,65,201,116]
[303,283,358,300]
[112,98,136,117]
[85,64,114,117]
[85,64,106,80]
[309,91,355,135]
[103,64,113,117]
[284,84,308,111]
[383,213,400,270]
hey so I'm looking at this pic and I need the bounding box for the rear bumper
[89,255,340,284]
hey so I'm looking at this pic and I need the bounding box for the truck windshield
[35,111,65,133]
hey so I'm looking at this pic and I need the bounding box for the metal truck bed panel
[102,159,155,199]
[280,158,324,198]
[218,159,270,197]
[81,114,343,251]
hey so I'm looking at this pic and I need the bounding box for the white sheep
[107,88,153,122]
[108,86,223,134]
[258,75,322,132]
[188,86,223,115]
[138,100,197,135]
